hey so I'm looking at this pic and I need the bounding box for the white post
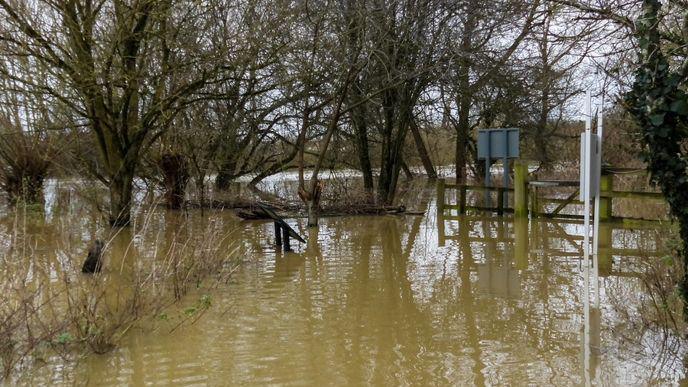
[581,90,602,387]
[592,106,603,308]
[583,90,592,337]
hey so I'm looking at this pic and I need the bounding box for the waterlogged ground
[6,178,687,385]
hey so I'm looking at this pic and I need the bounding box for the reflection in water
[581,215,601,387]
[583,301,602,386]
[7,188,687,385]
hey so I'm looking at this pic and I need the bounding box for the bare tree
[0,1,231,225]
[0,53,58,204]
[442,0,542,183]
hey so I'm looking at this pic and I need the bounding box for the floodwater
[6,179,687,385]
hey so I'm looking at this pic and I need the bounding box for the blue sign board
[477,128,520,160]
[476,128,520,206]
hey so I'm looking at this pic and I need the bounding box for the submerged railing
[436,161,665,224]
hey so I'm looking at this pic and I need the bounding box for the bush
[0,208,240,382]
[0,133,52,205]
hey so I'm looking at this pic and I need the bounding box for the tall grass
[0,204,241,382]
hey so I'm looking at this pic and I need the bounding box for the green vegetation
[625,0,688,307]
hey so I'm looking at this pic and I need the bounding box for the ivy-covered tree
[625,0,688,304]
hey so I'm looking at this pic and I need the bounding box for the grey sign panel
[477,128,520,160]
[579,132,599,201]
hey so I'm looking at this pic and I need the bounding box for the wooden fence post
[599,172,613,221]
[459,185,467,214]
[436,179,446,246]
[436,178,446,212]
[274,222,282,246]
[514,161,528,218]
[282,227,292,251]
[530,186,539,218]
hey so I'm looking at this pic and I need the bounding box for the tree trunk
[351,105,374,194]
[196,175,206,213]
[299,179,323,227]
[109,169,134,227]
[215,161,235,191]
[160,154,189,210]
[377,97,414,205]
[535,82,552,167]
[307,199,319,227]
[401,159,413,180]
[455,74,471,184]
[455,13,475,184]
[343,1,372,195]
[301,69,353,227]
[410,120,437,178]
[386,116,411,204]
[377,89,397,205]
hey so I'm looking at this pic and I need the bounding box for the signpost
[580,91,603,386]
[579,91,603,306]
[477,128,520,205]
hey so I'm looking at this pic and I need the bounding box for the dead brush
[0,204,241,383]
[639,253,684,332]
[318,172,378,215]
[0,284,65,379]
[61,208,241,356]
[0,213,71,380]
[606,227,687,376]
[608,251,685,332]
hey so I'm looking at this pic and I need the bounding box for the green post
[497,187,504,215]
[599,172,613,221]
[514,161,528,218]
[514,218,529,270]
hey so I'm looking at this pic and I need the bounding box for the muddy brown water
[6,178,687,385]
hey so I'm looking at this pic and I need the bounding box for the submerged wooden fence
[436,161,665,224]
